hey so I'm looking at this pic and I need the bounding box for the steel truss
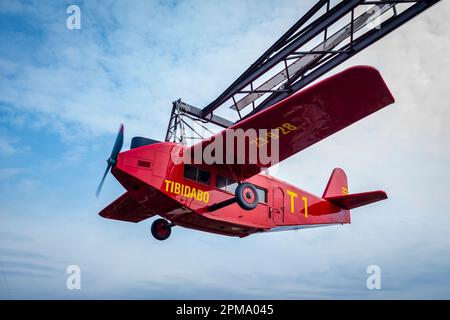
[165,0,440,143]
[164,99,233,144]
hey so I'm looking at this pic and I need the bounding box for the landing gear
[151,218,172,240]
[235,182,258,210]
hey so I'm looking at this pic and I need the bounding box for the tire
[235,183,258,210]
[151,218,172,240]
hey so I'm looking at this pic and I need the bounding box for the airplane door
[271,187,285,224]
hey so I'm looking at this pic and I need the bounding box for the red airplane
[96,66,394,240]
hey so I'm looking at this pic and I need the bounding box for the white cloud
[0,135,30,156]
[0,0,312,140]
[0,168,25,180]
[61,145,87,166]
[0,137,16,156]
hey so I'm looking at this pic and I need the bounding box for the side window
[197,168,211,185]
[227,181,238,194]
[255,186,267,203]
[216,175,227,190]
[215,175,266,202]
[184,164,211,185]
[215,175,238,193]
[183,164,197,181]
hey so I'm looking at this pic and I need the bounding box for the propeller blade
[109,124,124,165]
[96,124,125,198]
[96,163,112,198]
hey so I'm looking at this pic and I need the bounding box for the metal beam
[164,100,233,143]
[201,0,364,117]
[178,101,234,128]
[200,0,330,119]
[164,0,441,143]
[245,0,440,117]
[230,2,394,112]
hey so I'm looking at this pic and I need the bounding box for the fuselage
[111,141,350,237]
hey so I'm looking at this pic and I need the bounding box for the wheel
[151,218,172,240]
[235,182,258,210]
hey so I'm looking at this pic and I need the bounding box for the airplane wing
[99,192,156,223]
[186,65,394,180]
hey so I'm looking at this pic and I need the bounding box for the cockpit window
[183,164,210,185]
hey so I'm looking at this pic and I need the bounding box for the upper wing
[99,192,156,223]
[186,65,394,180]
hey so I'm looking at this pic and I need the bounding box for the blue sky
[1,0,450,299]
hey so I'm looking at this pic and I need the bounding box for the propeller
[96,124,124,198]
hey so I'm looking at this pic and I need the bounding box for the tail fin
[322,168,348,198]
[323,168,387,210]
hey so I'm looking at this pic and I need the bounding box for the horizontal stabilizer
[325,190,387,210]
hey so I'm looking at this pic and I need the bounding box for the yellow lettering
[301,196,308,218]
[183,185,191,197]
[287,190,298,213]
[164,179,171,191]
[164,180,210,203]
